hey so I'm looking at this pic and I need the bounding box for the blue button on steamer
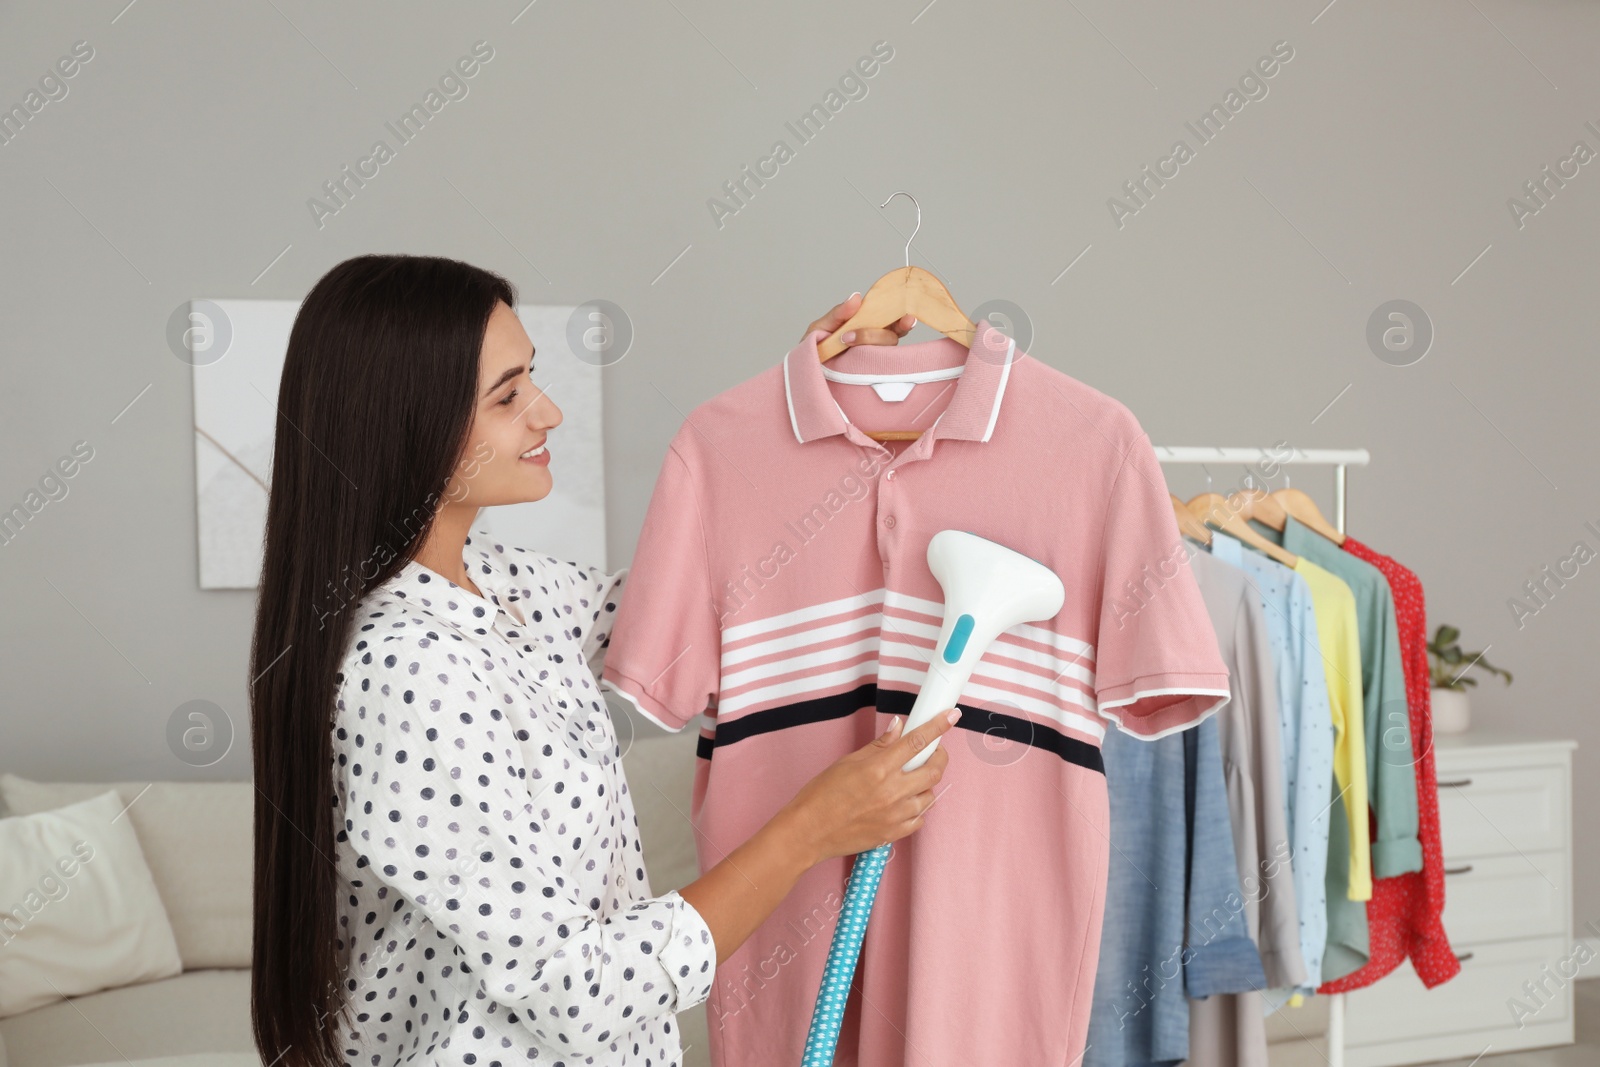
[942,613,975,663]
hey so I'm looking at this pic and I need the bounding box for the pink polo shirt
[601,320,1229,1066]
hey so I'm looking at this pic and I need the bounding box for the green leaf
[1475,655,1514,684]
[1435,624,1460,646]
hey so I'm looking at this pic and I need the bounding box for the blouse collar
[386,529,522,636]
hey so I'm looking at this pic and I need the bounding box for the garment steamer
[800,529,1065,1065]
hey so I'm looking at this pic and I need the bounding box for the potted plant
[1426,624,1513,734]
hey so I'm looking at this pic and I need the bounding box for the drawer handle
[1444,864,1474,876]
[1455,951,1475,963]
[1437,777,1474,789]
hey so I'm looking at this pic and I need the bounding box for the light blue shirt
[1211,532,1335,1004]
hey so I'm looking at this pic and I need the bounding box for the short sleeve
[600,443,722,733]
[1094,436,1231,738]
[332,635,716,1057]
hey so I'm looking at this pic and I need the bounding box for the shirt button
[884,515,896,529]
[885,469,896,481]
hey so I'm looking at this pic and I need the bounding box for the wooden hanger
[817,192,977,443]
[1272,485,1346,545]
[1172,494,1211,545]
[1227,487,1289,531]
[1185,491,1299,568]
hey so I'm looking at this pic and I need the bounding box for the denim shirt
[1086,711,1264,1067]
[1086,543,1266,1067]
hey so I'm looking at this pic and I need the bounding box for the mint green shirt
[1253,517,1423,878]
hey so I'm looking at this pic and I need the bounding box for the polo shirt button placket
[877,462,894,567]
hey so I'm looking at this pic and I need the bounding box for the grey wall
[3,0,1596,963]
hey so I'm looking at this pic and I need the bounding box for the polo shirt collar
[782,317,1019,445]
[386,530,520,635]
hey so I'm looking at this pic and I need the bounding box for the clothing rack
[1154,444,1371,1067]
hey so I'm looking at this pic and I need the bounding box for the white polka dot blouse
[329,530,716,1065]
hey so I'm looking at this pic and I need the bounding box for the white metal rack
[1154,444,1371,1067]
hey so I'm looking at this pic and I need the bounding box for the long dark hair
[249,254,517,1067]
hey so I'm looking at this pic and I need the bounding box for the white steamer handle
[898,610,990,772]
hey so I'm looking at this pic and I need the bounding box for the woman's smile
[520,439,550,466]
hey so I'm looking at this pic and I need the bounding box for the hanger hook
[881,191,920,268]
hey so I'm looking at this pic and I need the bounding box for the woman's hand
[677,709,958,967]
[779,709,958,866]
[805,293,917,348]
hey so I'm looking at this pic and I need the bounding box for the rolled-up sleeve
[334,633,716,1057]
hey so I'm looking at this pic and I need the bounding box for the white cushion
[0,790,183,1018]
[0,775,252,970]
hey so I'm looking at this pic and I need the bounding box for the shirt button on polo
[884,515,896,529]
[885,469,896,481]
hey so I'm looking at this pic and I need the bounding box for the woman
[249,254,956,1067]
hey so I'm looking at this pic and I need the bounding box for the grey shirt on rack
[1185,548,1304,1067]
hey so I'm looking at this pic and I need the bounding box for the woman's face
[445,300,563,507]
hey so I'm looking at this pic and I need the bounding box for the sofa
[0,727,710,1067]
[0,774,260,1067]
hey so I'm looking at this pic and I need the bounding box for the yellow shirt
[1293,558,1372,902]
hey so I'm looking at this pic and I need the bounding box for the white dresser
[1268,732,1578,1066]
